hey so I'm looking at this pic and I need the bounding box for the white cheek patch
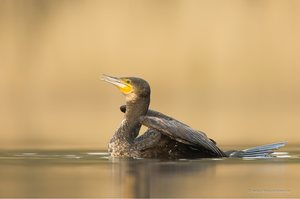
[126,93,138,101]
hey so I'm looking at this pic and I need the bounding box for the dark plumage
[102,75,286,159]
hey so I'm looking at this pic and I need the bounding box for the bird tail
[227,141,287,158]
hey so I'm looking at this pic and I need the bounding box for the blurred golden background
[1,0,300,149]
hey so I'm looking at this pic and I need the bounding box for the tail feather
[228,141,287,158]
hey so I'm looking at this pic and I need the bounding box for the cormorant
[102,74,286,159]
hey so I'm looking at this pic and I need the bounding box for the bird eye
[125,79,131,84]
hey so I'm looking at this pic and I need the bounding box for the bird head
[101,74,151,101]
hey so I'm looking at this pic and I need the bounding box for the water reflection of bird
[102,75,286,159]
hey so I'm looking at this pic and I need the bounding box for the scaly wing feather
[139,115,226,157]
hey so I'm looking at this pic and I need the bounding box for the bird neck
[125,96,150,122]
[114,96,150,142]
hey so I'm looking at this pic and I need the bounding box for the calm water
[0,147,300,198]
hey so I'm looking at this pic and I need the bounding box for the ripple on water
[0,150,299,162]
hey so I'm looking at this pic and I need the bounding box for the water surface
[0,147,299,198]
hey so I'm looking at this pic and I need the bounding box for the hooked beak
[101,74,126,88]
[101,74,133,94]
